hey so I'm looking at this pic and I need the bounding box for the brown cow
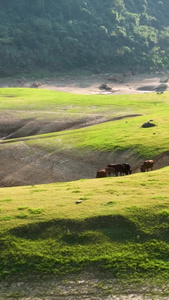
[140,160,154,172]
[105,166,117,177]
[96,169,106,178]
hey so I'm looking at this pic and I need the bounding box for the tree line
[0,0,169,76]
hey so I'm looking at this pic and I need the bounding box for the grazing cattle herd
[96,160,154,178]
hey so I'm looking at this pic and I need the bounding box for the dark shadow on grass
[9,214,147,244]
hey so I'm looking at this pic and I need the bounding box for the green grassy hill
[1,167,169,283]
[0,88,169,288]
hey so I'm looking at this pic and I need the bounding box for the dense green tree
[0,0,169,75]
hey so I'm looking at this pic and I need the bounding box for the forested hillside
[0,0,169,76]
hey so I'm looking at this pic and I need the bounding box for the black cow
[123,163,132,175]
[107,163,132,176]
[107,164,126,176]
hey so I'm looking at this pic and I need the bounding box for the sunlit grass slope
[0,88,169,159]
[26,112,169,158]
[1,167,169,280]
[0,87,164,115]
[1,88,169,282]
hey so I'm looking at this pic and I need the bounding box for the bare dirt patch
[1,71,169,95]
[40,72,169,95]
[0,138,168,187]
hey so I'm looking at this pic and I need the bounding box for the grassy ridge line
[0,168,169,279]
[26,112,169,158]
[0,112,168,158]
[1,112,168,158]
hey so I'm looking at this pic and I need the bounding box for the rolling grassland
[0,88,169,298]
